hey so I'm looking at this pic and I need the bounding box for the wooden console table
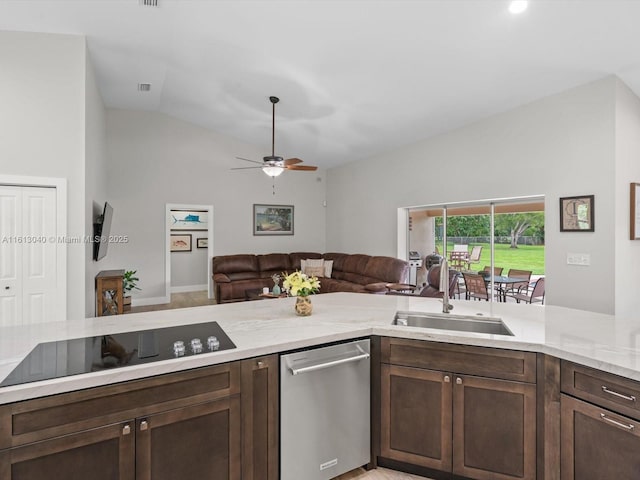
[95,270,124,316]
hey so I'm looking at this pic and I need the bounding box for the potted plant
[122,270,140,311]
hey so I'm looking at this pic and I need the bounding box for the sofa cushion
[289,252,323,271]
[363,256,409,284]
[257,253,291,279]
[212,254,259,275]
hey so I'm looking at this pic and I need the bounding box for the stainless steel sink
[393,311,514,336]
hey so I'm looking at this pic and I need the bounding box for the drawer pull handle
[444,375,450,383]
[122,424,131,436]
[602,386,636,402]
[140,420,149,431]
[456,377,462,385]
[600,413,635,431]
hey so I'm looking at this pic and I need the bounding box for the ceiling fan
[233,96,318,177]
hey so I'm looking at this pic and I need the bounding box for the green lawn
[436,243,545,275]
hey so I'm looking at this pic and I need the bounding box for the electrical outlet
[567,253,590,266]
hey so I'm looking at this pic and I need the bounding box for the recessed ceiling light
[509,0,528,14]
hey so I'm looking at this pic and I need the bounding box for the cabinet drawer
[561,394,640,479]
[381,338,536,383]
[0,362,239,449]
[561,360,640,420]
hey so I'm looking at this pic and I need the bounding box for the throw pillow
[323,260,334,278]
[305,266,325,278]
[302,258,325,277]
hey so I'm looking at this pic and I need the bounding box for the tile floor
[333,467,429,479]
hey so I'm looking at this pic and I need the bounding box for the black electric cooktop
[1,321,236,387]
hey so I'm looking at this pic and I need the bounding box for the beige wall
[327,77,619,314]
[102,109,327,301]
[0,31,88,320]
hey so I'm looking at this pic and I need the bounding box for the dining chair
[512,277,545,304]
[504,269,532,296]
[481,266,504,276]
[464,245,483,269]
[462,272,490,301]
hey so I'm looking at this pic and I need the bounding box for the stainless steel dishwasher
[280,339,371,480]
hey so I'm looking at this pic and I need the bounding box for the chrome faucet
[441,259,454,313]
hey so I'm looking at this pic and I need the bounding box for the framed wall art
[197,237,208,248]
[253,204,294,236]
[631,183,640,240]
[170,210,208,231]
[559,195,594,232]
[170,234,192,252]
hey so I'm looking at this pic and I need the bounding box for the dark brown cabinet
[560,360,640,480]
[0,422,135,480]
[241,355,279,480]
[0,363,243,480]
[379,337,537,480]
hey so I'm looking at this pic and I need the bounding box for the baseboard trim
[170,284,207,294]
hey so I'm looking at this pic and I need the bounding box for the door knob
[456,377,462,385]
[443,375,450,383]
[4,286,9,290]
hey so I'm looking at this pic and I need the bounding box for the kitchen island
[1,293,640,480]
[0,292,637,403]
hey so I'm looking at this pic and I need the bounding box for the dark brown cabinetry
[0,362,245,480]
[560,361,640,480]
[241,355,279,480]
[379,337,537,480]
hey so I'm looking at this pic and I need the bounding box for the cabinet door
[561,394,640,480]
[136,396,241,480]
[453,375,536,480]
[0,421,134,480]
[241,355,279,480]
[380,364,452,471]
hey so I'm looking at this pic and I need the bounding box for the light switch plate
[567,253,591,266]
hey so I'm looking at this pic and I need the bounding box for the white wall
[327,77,617,314]
[104,109,327,301]
[614,79,640,318]
[170,230,208,290]
[84,51,108,317]
[0,31,87,320]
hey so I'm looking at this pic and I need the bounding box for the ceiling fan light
[262,165,285,177]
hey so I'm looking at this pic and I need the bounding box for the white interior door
[0,186,57,326]
[0,186,23,324]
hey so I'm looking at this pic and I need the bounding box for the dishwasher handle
[290,345,370,376]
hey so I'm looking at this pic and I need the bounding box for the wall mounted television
[93,202,114,261]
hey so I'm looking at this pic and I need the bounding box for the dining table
[480,274,527,302]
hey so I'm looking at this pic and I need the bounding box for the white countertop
[1,292,639,405]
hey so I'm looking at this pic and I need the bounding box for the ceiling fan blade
[236,156,263,165]
[231,166,263,170]
[286,164,318,171]
[284,157,303,166]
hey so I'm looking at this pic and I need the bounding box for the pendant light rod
[270,96,279,157]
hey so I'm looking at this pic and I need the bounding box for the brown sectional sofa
[212,252,409,304]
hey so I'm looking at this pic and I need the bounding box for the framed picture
[253,204,294,236]
[197,237,208,248]
[560,195,594,232]
[631,183,640,240]
[170,234,192,252]
[170,210,208,231]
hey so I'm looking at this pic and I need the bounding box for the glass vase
[294,296,313,316]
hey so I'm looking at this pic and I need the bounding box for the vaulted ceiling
[1,1,639,168]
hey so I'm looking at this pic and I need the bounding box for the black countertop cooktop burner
[1,321,236,388]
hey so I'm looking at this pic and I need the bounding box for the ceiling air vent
[139,0,159,6]
[138,83,152,92]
